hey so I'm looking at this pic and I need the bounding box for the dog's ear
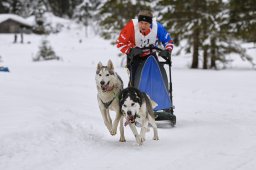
[96,62,103,74]
[107,60,114,74]
[134,88,143,106]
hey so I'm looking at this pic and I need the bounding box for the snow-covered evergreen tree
[19,0,36,17]
[0,0,22,15]
[33,0,47,34]
[98,0,152,40]
[0,0,10,13]
[33,38,59,61]
[73,0,101,37]
[10,0,22,15]
[157,0,255,69]
[229,0,256,43]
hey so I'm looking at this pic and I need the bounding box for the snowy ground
[1,24,256,170]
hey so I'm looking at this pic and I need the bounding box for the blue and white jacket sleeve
[157,22,174,51]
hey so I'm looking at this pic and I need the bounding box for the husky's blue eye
[131,103,135,106]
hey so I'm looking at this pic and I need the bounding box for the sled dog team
[95,60,159,145]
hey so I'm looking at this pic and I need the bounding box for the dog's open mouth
[124,115,135,126]
[101,81,113,92]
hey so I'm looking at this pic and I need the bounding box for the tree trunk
[191,26,199,69]
[203,46,208,69]
[210,38,217,69]
[85,25,88,37]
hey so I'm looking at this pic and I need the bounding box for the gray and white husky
[119,87,159,145]
[95,60,125,142]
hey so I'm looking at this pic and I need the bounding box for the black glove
[159,50,171,59]
[127,48,143,59]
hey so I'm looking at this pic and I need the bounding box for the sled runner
[130,46,176,126]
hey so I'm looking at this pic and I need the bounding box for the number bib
[132,19,158,48]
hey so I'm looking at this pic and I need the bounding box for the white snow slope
[1,24,256,170]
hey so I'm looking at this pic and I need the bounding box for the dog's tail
[146,94,158,109]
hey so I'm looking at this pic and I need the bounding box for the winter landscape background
[1,16,256,170]
[1,0,256,170]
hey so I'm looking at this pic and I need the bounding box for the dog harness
[100,88,121,109]
[100,97,115,109]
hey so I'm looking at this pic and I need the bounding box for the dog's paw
[153,136,159,140]
[110,129,117,136]
[136,135,143,145]
[119,138,126,142]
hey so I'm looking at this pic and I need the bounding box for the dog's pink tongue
[102,84,113,92]
[106,85,114,91]
[124,117,134,126]
[124,120,129,126]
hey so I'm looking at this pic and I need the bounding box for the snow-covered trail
[1,64,256,170]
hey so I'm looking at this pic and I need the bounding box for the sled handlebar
[138,46,172,64]
[138,46,163,52]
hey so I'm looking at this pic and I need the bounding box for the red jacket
[116,20,173,56]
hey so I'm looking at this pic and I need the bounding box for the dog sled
[129,46,176,127]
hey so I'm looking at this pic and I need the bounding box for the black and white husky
[119,87,159,145]
[95,60,125,142]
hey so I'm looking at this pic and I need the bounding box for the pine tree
[9,0,22,15]
[158,0,208,69]
[48,0,63,17]
[158,0,255,69]
[201,0,229,69]
[199,0,255,69]
[73,0,101,37]
[33,0,47,34]
[0,0,22,15]
[18,0,31,17]
[215,0,256,66]
[0,0,9,13]
[33,38,59,61]
[48,0,81,18]
[229,0,256,43]
[98,0,152,40]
